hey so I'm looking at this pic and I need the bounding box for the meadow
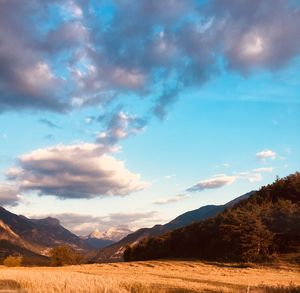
[0,260,299,293]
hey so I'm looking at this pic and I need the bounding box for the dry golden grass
[0,260,299,293]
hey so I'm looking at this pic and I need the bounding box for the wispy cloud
[97,111,147,146]
[164,174,176,180]
[253,167,274,173]
[39,119,61,129]
[153,194,189,205]
[187,174,236,192]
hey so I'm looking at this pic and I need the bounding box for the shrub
[50,245,82,266]
[3,255,22,267]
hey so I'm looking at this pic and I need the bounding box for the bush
[50,245,82,266]
[3,255,22,267]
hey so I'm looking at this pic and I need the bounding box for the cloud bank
[1,0,300,117]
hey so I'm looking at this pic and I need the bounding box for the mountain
[93,191,253,262]
[124,173,300,263]
[0,207,90,264]
[84,237,115,249]
[83,230,115,249]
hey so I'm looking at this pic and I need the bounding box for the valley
[0,260,299,293]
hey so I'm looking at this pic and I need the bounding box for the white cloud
[164,174,175,180]
[84,117,93,124]
[235,171,264,183]
[256,149,276,160]
[7,143,148,199]
[247,173,263,182]
[216,163,230,168]
[253,167,273,173]
[187,174,237,192]
[153,194,189,205]
[66,1,83,18]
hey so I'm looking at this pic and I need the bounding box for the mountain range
[0,207,90,264]
[93,191,254,262]
[124,173,300,263]
[0,191,253,264]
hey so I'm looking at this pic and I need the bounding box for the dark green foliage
[124,172,300,262]
[50,245,83,266]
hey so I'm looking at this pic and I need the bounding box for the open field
[0,260,299,293]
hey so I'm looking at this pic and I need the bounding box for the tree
[50,245,82,266]
[3,255,22,267]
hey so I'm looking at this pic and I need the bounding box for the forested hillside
[124,173,300,262]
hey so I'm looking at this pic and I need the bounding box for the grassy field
[0,260,299,293]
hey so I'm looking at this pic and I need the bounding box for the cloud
[7,143,148,199]
[249,173,263,182]
[207,0,300,72]
[84,116,95,124]
[0,184,21,206]
[153,194,189,205]
[216,163,230,168]
[39,119,61,129]
[256,149,276,160]
[235,170,267,182]
[187,168,269,192]
[187,174,237,192]
[164,174,176,180]
[97,110,147,145]
[253,167,273,173]
[1,0,299,117]
[31,211,158,239]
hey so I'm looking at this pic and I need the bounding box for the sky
[0,0,299,240]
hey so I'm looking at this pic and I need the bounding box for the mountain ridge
[124,173,300,263]
[0,207,93,264]
[93,191,254,262]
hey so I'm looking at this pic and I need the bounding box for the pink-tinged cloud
[187,174,236,192]
[7,143,148,199]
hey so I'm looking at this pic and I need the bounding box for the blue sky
[0,0,299,239]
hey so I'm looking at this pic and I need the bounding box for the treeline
[124,172,300,262]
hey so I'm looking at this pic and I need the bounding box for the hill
[124,172,300,263]
[94,191,253,262]
[0,207,91,264]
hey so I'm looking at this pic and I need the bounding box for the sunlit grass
[0,260,299,292]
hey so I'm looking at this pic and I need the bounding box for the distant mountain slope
[0,240,49,266]
[94,191,253,262]
[84,238,115,249]
[0,207,87,250]
[0,207,93,263]
[124,173,300,263]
